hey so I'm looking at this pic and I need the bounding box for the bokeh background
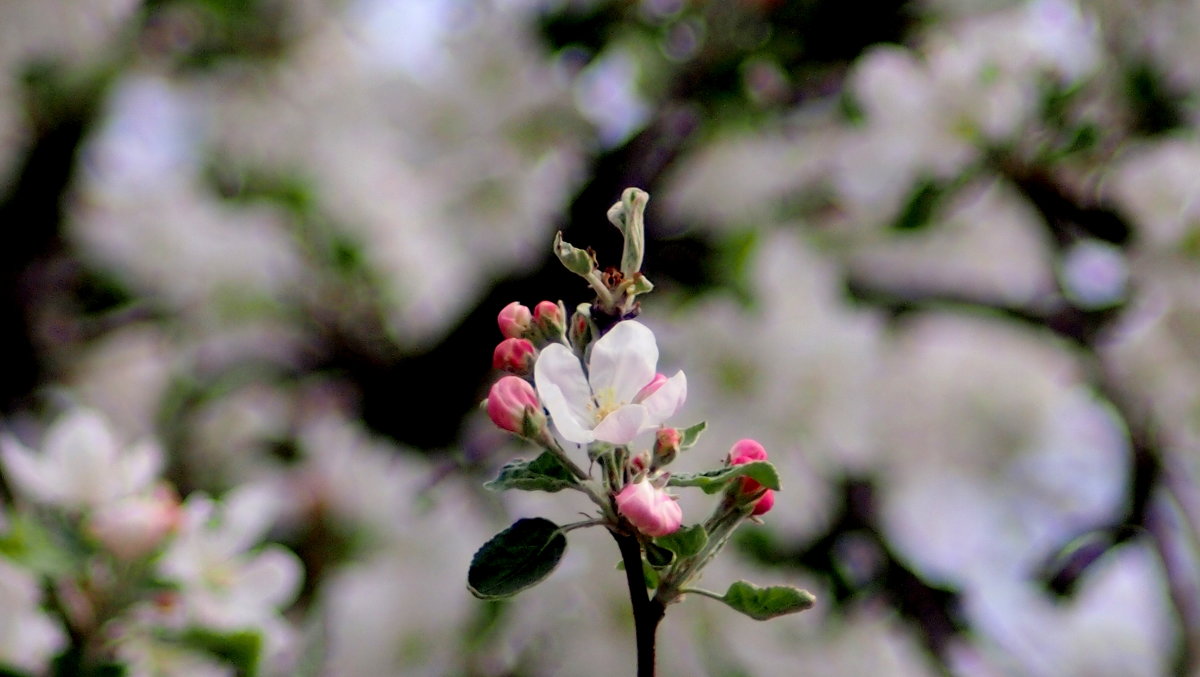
[2,0,1200,675]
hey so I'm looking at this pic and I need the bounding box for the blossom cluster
[0,409,301,676]
[471,188,807,673]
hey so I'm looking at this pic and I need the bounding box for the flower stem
[612,527,665,677]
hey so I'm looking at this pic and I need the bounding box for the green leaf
[0,513,76,577]
[553,231,596,277]
[484,452,577,493]
[607,187,648,276]
[468,518,567,600]
[678,422,706,451]
[644,541,675,568]
[667,461,781,494]
[717,581,815,621]
[641,558,660,589]
[181,628,262,676]
[654,524,707,558]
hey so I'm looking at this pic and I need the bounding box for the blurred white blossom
[874,314,1128,586]
[0,407,161,511]
[157,484,303,662]
[0,556,66,673]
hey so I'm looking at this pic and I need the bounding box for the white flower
[157,484,302,659]
[534,320,686,445]
[0,408,161,510]
[0,556,66,673]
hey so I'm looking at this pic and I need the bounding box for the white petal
[0,437,62,505]
[222,483,284,553]
[535,344,596,444]
[232,545,304,610]
[592,404,647,445]
[640,370,687,425]
[45,408,118,466]
[46,409,122,506]
[588,321,658,403]
[118,439,164,495]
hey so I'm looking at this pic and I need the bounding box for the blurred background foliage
[2,0,1200,675]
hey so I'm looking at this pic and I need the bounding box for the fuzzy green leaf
[484,452,577,493]
[654,524,707,558]
[468,518,567,600]
[718,581,815,621]
[667,461,780,494]
[678,422,706,451]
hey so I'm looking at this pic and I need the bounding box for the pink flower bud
[634,373,668,403]
[728,438,773,516]
[498,302,533,339]
[492,338,537,374]
[568,306,594,351]
[533,300,565,338]
[729,438,768,464]
[652,427,680,468]
[630,452,650,473]
[486,376,544,437]
[85,485,181,560]
[615,480,682,537]
[750,487,774,516]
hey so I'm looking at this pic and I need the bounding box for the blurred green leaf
[181,628,262,676]
[0,513,76,577]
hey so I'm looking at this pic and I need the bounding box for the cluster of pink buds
[486,300,569,439]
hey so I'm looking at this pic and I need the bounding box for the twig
[611,527,665,677]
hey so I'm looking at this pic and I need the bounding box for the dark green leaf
[644,541,675,568]
[718,581,815,621]
[484,452,577,493]
[667,461,781,494]
[654,524,707,558]
[468,518,567,600]
[678,421,706,450]
[892,179,942,232]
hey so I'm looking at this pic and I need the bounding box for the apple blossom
[615,480,682,537]
[157,484,302,659]
[0,408,161,511]
[534,321,686,445]
[486,376,546,437]
[0,558,66,673]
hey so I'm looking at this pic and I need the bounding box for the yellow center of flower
[591,387,621,422]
